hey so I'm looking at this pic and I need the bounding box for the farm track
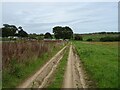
[17,45,67,88]
[63,45,89,88]
[17,44,92,88]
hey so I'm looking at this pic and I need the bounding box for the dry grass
[2,40,64,70]
[2,40,67,88]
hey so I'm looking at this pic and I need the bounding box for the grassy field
[73,41,118,88]
[47,45,69,88]
[2,40,66,88]
[81,34,119,41]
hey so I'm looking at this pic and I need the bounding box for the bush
[100,36,120,42]
[44,32,52,39]
[86,38,93,41]
[74,35,83,41]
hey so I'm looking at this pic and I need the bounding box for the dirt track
[62,45,88,88]
[17,44,93,88]
[17,45,67,88]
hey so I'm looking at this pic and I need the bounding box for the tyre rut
[63,45,88,88]
[17,45,67,88]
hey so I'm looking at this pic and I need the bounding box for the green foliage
[100,36,120,42]
[47,46,69,88]
[44,32,52,39]
[81,33,119,41]
[2,24,17,37]
[86,38,93,41]
[53,26,73,39]
[28,33,37,39]
[74,34,83,41]
[18,27,28,37]
[1,24,28,38]
[73,41,118,88]
[28,33,44,40]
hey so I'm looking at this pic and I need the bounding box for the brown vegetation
[2,40,64,70]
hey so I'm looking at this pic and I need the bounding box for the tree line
[79,32,120,35]
[0,24,74,40]
[1,24,119,42]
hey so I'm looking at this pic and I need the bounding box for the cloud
[2,2,118,34]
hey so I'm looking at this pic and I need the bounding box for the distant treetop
[1,24,28,37]
[53,26,73,39]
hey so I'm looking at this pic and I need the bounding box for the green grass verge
[73,41,118,88]
[2,45,64,88]
[47,46,69,88]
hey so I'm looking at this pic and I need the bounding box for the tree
[53,26,63,39]
[28,33,37,39]
[18,26,28,37]
[53,26,73,39]
[64,26,73,39]
[1,24,17,37]
[74,35,83,41]
[44,32,52,39]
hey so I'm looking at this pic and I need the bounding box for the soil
[17,46,67,88]
[17,44,95,88]
[62,45,95,88]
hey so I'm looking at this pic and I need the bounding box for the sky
[1,2,118,34]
